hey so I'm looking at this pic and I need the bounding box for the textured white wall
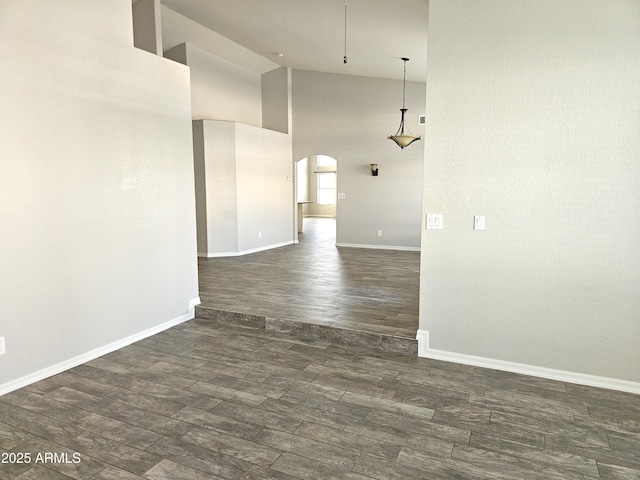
[0,0,198,388]
[200,121,240,255]
[172,43,293,257]
[196,121,293,256]
[165,43,263,126]
[296,157,310,203]
[292,70,425,249]
[192,121,209,254]
[421,0,640,383]
[132,0,162,55]
[262,67,291,134]
[236,123,294,252]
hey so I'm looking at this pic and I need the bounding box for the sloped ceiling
[160,0,428,82]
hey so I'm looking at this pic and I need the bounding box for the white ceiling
[160,0,428,82]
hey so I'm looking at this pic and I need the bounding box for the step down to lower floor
[195,305,418,356]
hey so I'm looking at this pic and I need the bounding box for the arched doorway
[295,154,337,245]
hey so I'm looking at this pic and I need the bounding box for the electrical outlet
[0,337,5,355]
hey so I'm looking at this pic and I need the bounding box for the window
[317,172,336,205]
[316,154,335,167]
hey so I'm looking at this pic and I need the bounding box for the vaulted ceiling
[160,0,428,82]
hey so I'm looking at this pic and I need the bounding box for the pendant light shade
[388,58,420,149]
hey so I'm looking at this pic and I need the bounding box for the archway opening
[295,154,337,246]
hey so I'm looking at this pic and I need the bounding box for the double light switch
[426,214,486,231]
[426,214,443,230]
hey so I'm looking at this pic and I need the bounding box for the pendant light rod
[400,57,409,108]
[343,0,348,64]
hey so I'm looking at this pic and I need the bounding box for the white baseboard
[0,297,201,397]
[416,330,640,395]
[336,243,420,252]
[198,240,294,258]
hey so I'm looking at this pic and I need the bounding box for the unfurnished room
[1,1,639,478]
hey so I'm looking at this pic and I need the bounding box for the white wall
[420,0,640,388]
[292,70,425,250]
[192,121,209,254]
[0,0,199,391]
[262,67,292,134]
[165,42,263,126]
[193,121,240,255]
[132,0,162,55]
[164,36,294,257]
[296,157,310,203]
[236,123,295,252]
[196,120,294,256]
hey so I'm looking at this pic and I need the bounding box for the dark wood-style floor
[2,319,639,479]
[2,217,639,479]
[198,217,420,340]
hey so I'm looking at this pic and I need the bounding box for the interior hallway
[197,217,420,353]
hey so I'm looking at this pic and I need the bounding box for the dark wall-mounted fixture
[370,163,379,176]
[388,58,421,149]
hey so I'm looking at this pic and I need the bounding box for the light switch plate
[0,337,5,355]
[337,192,346,200]
[426,214,443,230]
[474,215,485,231]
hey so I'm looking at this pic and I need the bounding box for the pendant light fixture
[388,57,421,149]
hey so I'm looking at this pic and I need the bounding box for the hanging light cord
[402,58,408,108]
[398,58,410,135]
[343,0,348,64]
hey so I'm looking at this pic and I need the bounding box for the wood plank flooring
[1,319,639,479]
[199,217,420,338]
[2,216,639,478]
[197,217,420,344]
